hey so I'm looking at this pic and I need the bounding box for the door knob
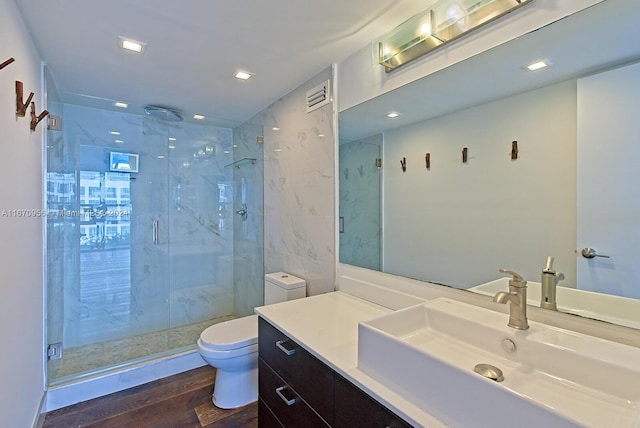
[580,247,610,259]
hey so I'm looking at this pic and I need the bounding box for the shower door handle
[152,220,159,245]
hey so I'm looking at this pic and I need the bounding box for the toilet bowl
[197,315,259,409]
[197,272,306,409]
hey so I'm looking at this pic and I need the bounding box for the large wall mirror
[339,0,640,330]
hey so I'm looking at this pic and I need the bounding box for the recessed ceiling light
[272,127,280,131]
[386,112,401,118]
[119,36,146,53]
[110,131,120,135]
[168,145,176,149]
[525,59,551,71]
[157,155,165,159]
[114,102,128,109]
[168,137,176,141]
[114,139,124,144]
[234,71,254,80]
[193,114,205,120]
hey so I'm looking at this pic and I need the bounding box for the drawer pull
[275,340,297,356]
[275,386,297,406]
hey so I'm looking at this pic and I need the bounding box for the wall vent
[306,80,331,113]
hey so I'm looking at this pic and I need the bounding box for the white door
[576,61,640,299]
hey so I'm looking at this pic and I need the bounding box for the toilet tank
[264,272,306,305]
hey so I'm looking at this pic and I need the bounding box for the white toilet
[197,272,306,409]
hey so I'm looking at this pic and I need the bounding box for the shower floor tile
[50,315,234,382]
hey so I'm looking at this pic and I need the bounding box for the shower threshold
[49,315,234,386]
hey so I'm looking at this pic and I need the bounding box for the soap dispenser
[540,256,564,310]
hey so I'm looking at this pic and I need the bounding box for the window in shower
[78,171,132,340]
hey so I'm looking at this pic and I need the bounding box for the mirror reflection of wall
[383,80,576,288]
[340,80,577,287]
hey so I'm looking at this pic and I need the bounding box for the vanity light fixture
[377,0,534,72]
[119,36,146,54]
[525,59,551,72]
[234,70,254,80]
[114,102,128,109]
[193,114,205,120]
[386,112,401,118]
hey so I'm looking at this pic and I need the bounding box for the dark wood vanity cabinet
[258,317,412,428]
[334,374,412,428]
[258,316,333,426]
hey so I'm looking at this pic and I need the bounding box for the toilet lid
[199,314,258,351]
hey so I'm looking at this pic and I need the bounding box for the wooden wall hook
[400,157,407,172]
[425,153,431,169]
[30,102,49,131]
[462,147,468,163]
[16,81,34,117]
[1,58,15,70]
[511,140,518,160]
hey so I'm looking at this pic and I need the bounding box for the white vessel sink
[358,297,640,427]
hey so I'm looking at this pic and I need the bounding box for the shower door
[339,137,382,271]
[46,104,174,382]
[45,89,263,384]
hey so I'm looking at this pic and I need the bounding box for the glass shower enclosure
[45,72,264,384]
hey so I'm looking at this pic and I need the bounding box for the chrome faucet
[493,269,529,330]
[540,256,564,311]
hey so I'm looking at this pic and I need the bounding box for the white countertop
[255,291,446,427]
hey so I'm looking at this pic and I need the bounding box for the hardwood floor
[39,366,258,428]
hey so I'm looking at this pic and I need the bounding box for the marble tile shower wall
[53,104,236,348]
[261,67,336,296]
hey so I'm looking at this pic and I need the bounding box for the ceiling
[15,0,432,127]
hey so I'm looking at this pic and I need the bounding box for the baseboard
[43,350,206,412]
[32,390,47,428]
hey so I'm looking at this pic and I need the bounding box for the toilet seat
[198,314,258,351]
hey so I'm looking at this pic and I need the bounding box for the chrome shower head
[144,105,183,122]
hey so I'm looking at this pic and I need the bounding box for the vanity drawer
[258,317,334,424]
[334,374,412,428]
[258,398,284,428]
[259,357,330,428]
